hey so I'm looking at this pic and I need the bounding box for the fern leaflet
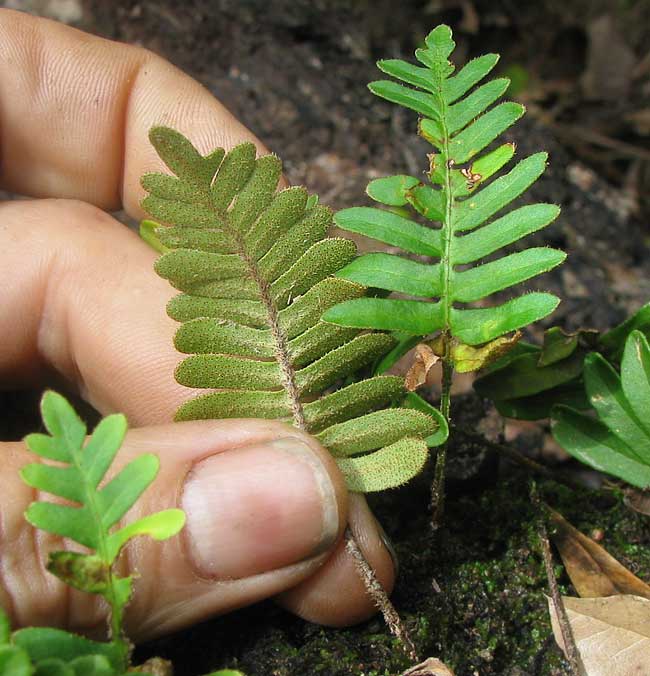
[141,127,447,492]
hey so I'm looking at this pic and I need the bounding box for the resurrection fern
[552,330,650,489]
[141,127,446,493]
[323,24,565,518]
[15,391,185,672]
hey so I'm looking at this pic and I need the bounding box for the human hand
[0,9,395,641]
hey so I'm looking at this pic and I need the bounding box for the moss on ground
[139,401,650,676]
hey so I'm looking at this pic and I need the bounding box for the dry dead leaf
[549,595,650,676]
[405,343,440,392]
[549,509,650,599]
[401,657,456,676]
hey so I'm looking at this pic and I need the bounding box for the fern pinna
[141,127,446,494]
[323,25,565,516]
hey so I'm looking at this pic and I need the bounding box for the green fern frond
[323,24,565,360]
[142,127,448,492]
[20,392,185,651]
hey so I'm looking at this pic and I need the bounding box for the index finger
[0,9,266,216]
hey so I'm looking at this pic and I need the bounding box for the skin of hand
[0,9,395,641]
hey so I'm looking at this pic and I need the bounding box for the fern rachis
[323,25,565,522]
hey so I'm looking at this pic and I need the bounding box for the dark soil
[4,1,650,674]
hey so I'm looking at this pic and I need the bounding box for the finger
[276,494,396,626]
[0,9,268,215]
[0,418,348,640]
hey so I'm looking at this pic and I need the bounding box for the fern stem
[431,354,453,529]
[344,527,418,661]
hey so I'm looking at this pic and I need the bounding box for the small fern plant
[0,391,186,675]
[322,24,566,519]
[140,126,447,494]
[551,330,650,489]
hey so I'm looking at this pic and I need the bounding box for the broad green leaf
[584,353,650,464]
[139,219,169,254]
[451,248,565,302]
[337,438,429,492]
[450,293,560,345]
[317,409,436,456]
[552,406,650,489]
[324,297,444,334]
[106,510,186,562]
[621,331,650,435]
[337,253,441,297]
[423,24,455,64]
[0,645,32,675]
[600,303,650,360]
[333,207,441,256]
[448,102,524,163]
[474,349,584,400]
[493,382,589,420]
[444,53,499,103]
[538,327,597,367]
[453,204,560,264]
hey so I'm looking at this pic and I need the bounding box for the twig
[345,527,418,661]
[532,488,583,676]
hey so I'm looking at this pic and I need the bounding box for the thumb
[1,418,347,641]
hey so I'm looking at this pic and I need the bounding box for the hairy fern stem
[431,355,453,529]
